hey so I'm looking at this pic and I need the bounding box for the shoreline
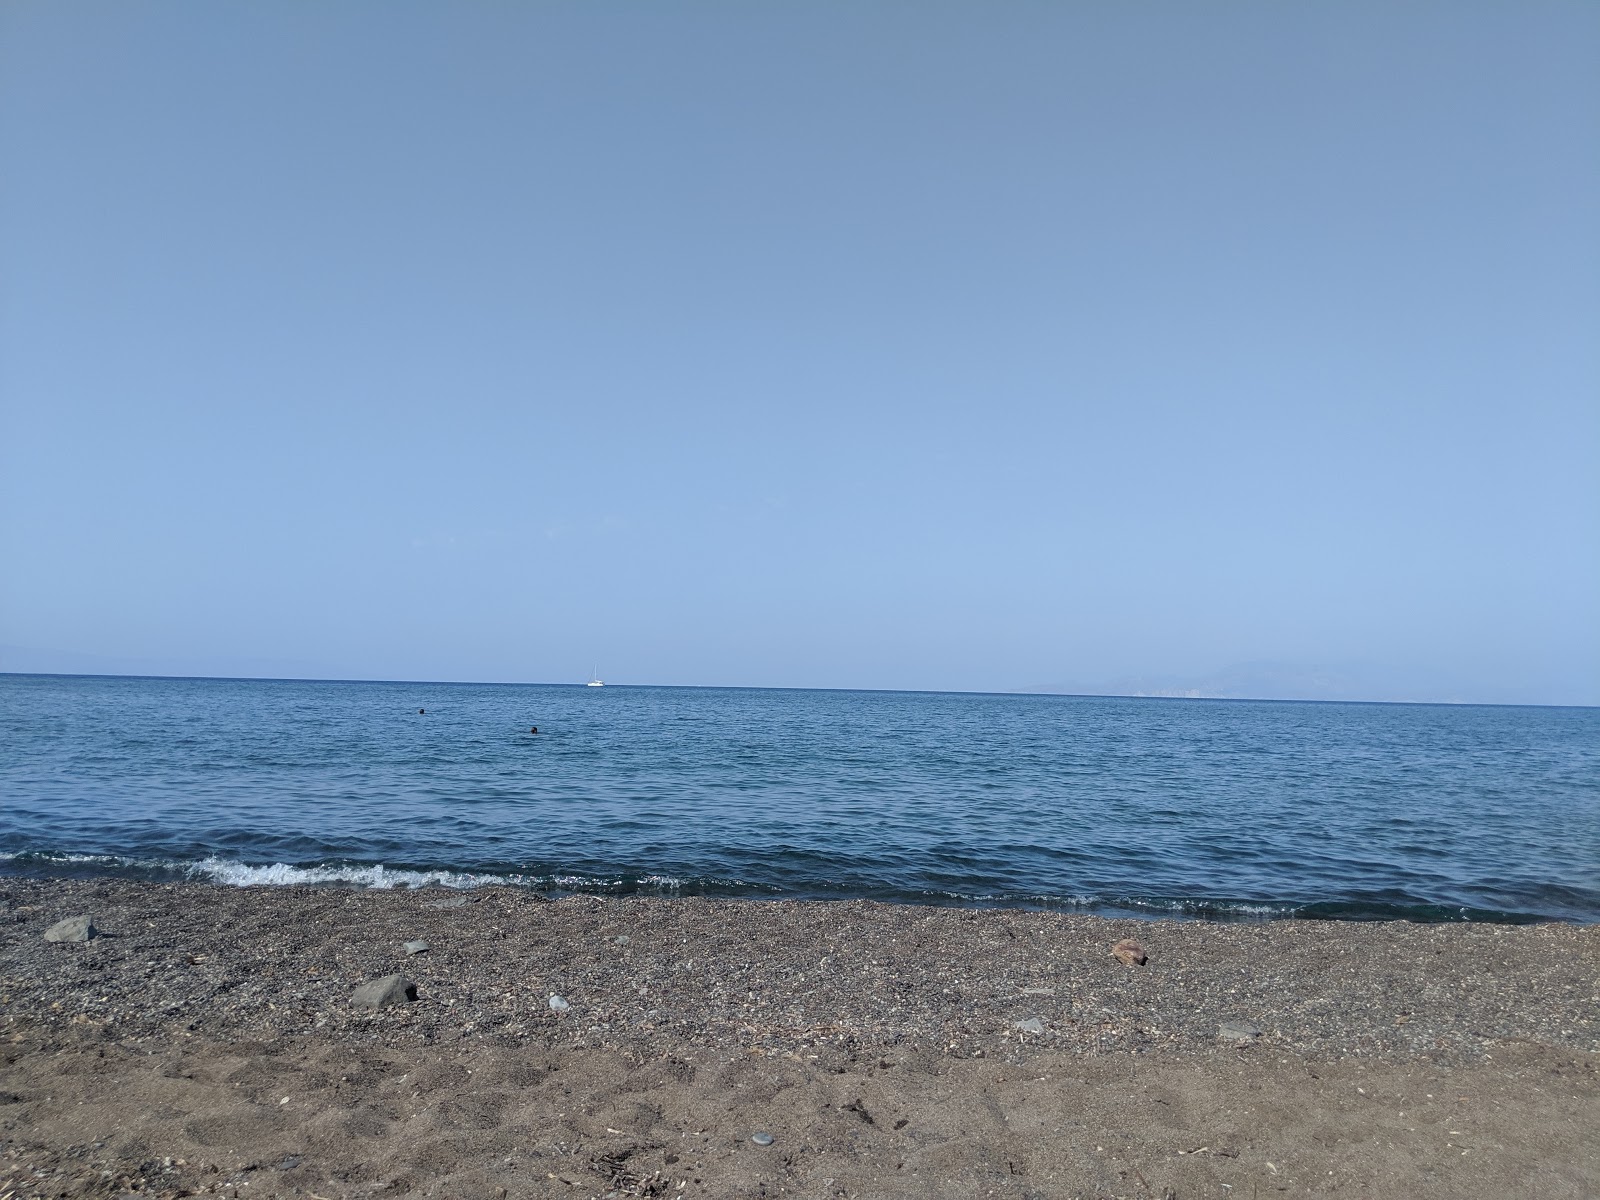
[3,879,1597,1197]
[1,861,1585,926]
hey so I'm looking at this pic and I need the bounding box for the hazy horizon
[2,654,1591,710]
[3,3,1596,707]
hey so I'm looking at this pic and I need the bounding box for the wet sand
[2,879,1596,1198]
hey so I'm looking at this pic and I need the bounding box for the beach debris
[548,994,571,1013]
[613,935,631,945]
[1014,1017,1046,1035]
[424,896,471,909]
[750,1132,775,1146]
[1218,1020,1262,1043]
[351,974,417,1008]
[1112,938,1147,966]
[403,939,431,955]
[43,915,96,943]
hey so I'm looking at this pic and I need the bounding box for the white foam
[0,851,1300,916]
[1117,895,1288,916]
[186,857,504,889]
[1,852,741,895]
[545,873,623,890]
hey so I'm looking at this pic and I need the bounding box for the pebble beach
[2,879,1597,1198]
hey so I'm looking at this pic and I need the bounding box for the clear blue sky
[2,2,1596,704]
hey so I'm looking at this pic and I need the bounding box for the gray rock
[750,1132,774,1146]
[1014,1017,1046,1035]
[548,994,571,1012]
[351,975,416,1009]
[1218,1020,1262,1042]
[43,915,95,943]
[403,940,430,955]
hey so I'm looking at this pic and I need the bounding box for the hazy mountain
[1018,660,1493,705]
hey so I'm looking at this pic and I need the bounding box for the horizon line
[1,670,1593,712]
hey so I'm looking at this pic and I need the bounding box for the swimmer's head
[530,726,539,734]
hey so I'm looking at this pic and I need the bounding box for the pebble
[750,1132,774,1146]
[43,915,96,943]
[403,940,431,955]
[351,975,417,1009]
[548,994,571,1012]
[1112,938,1148,966]
[1014,1017,1046,1035]
[1218,1020,1262,1042]
[424,897,471,909]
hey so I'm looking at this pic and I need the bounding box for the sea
[2,673,1596,924]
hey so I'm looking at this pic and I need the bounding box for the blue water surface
[2,674,1596,922]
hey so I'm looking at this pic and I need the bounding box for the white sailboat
[586,666,604,688]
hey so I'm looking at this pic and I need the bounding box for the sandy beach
[1,879,1596,1199]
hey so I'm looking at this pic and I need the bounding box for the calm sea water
[1,673,1596,923]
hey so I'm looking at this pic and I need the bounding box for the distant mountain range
[1016,660,1484,705]
[3,645,1584,707]
[0,644,330,682]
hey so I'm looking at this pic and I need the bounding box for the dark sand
[2,880,1596,1199]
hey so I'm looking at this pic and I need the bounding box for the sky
[1,2,1596,705]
